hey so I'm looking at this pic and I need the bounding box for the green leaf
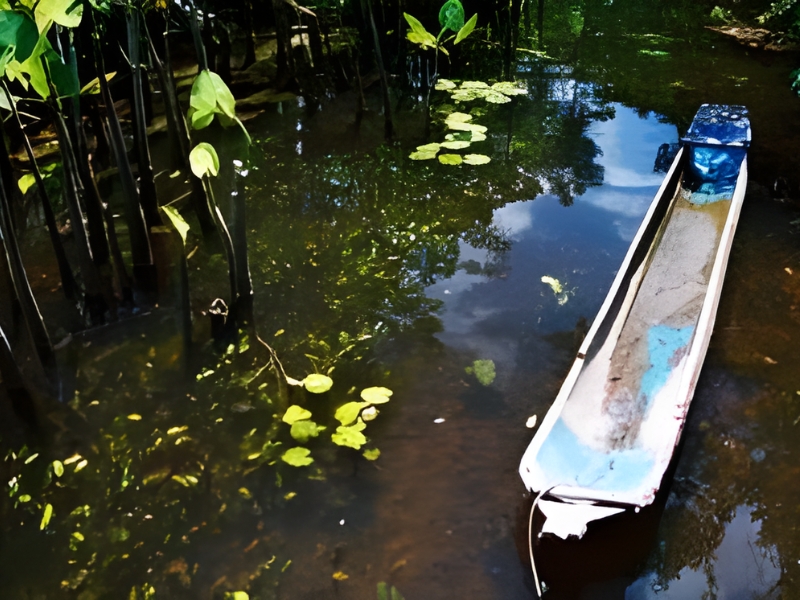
[468,359,496,385]
[438,153,463,165]
[40,503,53,530]
[161,205,191,245]
[378,582,389,600]
[491,81,527,96]
[441,140,471,150]
[190,110,214,130]
[17,173,36,194]
[0,11,38,63]
[406,30,438,49]
[303,373,333,394]
[416,143,441,153]
[335,401,369,425]
[403,12,429,37]
[444,112,472,123]
[281,447,314,467]
[454,13,477,44]
[52,460,64,477]
[35,0,83,29]
[360,386,393,404]
[463,154,491,165]
[363,448,381,461]
[390,586,406,600]
[290,420,326,443]
[189,142,219,178]
[224,593,249,600]
[435,78,457,90]
[80,71,115,95]
[409,150,438,161]
[331,424,368,449]
[208,70,236,118]
[190,70,216,114]
[282,405,312,425]
[439,0,465,32]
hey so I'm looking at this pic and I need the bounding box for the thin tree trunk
[537,0,544,50]
[0,169,59,396]
[361,0,393,140]
[242,0,257,69]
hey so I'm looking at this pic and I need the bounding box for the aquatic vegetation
[465,359,496,386]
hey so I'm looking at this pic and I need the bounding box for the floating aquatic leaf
[469,131,487,142]
[127,414,142,421]
[282,405,312,425]
[409,150,439,161]
[484,91,512,104]
[445,131,471,141]
[446,121,488,134]
[332,571,349,581]
[363,448,381,461]
[460,81,490,89]
[441,140,471,150]
[40,503,53,530]
[464,154,491,165]
[445,111,473,123]
[438,154,463,165]
[290,420,326,442]
[304,374,333,393]
[331,424,368,449]
[360,386,393,404]
[541,275,563,294]
[52,460,64,477]
[335,401,370,425]
[491,81,527,96]
[224,592,249,600]
[435,78,457,90]
[416,143,441,152]
[281,447,314,467]
[466,359,496,385]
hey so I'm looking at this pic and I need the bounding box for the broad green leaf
[406,30,437,49]
[441,140,471,150]
[281,447,314,467]
[191,110,214,130]
[409,150,438,160]
[438,153,463,165]
[454,13,477,44]
[334,401,369,425]
[190,70,216,114]
[469,131,487,142]
[446,121,488,134]
[403,12,429,37]
[35,0,83,30]
[19,39,49,98]
[52,460,64,477]
[484,91,512,104]
[460,80,489,89]
[40,503,53,530]
[161,205,191,245]
[438,0,465,32]
[331,424,367,449]
[208,70,236,118]
[416,143,441,152]
[360,386,393,404]
[17,173,36,194]
[0,11,38,62]
[435,78,457,90]
[363,448,381,461]
[282,405,312,425]
[303,373,333,394]
[290,420,326,442]
[463,154,491,165]
[189,142,219,178]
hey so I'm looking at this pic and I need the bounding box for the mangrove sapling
[2,83,78,301]
[92,17,156,291]
[0,167,60,397]
[126,4,162,230]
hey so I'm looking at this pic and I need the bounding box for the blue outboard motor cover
[681,105,750,204]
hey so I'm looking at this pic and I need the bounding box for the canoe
[519,104,751,541]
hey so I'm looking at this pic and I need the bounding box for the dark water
[3,12,800,600]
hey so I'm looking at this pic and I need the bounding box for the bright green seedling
[189,142,220,179]
[188,69,250,143]
[404,0,477,55]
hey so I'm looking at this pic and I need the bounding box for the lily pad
[282,405,312,425]
[491,81,527,96]
[469,131,487,142]
[463,154,491,165]
[335,401,370,425]
[445,112,473,123]
[445,131,471,142]
[410,150,438,161]
[363,448,381,461]
[290,420,326,442]
[441,140,471,150]
[281,447,314,467]
[304,374,333,393]
[460,80,490,89]
[438,154,463,165]
[446,121,488,134]
[435,78,457,90]
[484,91,512,104]
[331,424,368,449]
[416,142,441,152]
[360,386,393,404]
[465,359,496,386]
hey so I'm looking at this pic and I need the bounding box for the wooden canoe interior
[521,148,747,507]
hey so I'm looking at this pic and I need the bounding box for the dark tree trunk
[361,0,393,140]
[273,0,297,88]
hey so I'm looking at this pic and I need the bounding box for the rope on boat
[528,487,555,598]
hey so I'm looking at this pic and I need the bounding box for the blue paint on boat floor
[640,325,694,409]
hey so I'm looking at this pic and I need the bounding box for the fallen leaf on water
[332,571,349,581]
[764,356,778,365]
